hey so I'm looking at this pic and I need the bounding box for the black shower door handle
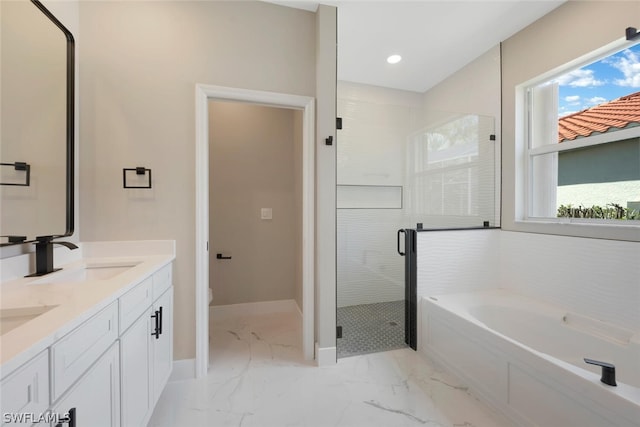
[397,229,406,256]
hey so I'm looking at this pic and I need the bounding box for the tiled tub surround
[421,290,640,427]
[0,240,175,425]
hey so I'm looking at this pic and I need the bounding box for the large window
[524,40,640,225]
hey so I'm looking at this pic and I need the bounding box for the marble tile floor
[148,310,513,427]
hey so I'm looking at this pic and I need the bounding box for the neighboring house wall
[557,138,640,208]
[78,1,319,361]
[558,138,640,186]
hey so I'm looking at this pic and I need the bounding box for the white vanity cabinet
[0,350,49,427]
[119,307,153,427]
[151,287,173,403]
[51,342,121,427]
[119,264,173,427]
[50,302,119,402]
[0,259,174,427]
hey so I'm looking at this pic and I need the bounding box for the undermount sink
[30,262,141,285]
[0,305,58,335]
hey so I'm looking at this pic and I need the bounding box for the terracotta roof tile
[558,90,640,143]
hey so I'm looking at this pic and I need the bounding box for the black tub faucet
[584,358,617,386]
[28,236,79,277]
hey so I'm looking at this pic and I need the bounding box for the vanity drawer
[0,350,49,427]
[119,276,153,333]
[152,263,172,300]
[50,302,118,402]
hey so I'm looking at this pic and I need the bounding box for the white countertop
[0,240,175,377]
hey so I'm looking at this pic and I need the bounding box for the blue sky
[556,42,640,117]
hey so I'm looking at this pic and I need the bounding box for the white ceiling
[268,0,565,93]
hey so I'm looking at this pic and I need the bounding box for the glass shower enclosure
[336,81,498,358]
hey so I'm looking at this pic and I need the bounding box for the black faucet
[584,358,617,386]
[28,236,79,277]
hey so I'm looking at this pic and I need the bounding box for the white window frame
[517,37,640,241]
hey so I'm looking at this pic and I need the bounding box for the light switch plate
[261,208,272,220]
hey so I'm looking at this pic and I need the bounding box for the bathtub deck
[421,290,640,427]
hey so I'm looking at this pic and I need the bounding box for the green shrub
[557,203,640,220]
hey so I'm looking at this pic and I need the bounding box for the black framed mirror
[0,0,75,246]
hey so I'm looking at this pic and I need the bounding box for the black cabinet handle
[69,408,76,427]
[397,229,406,256]
[151,310,160,339]
[56,407,76,427]
[158,306,163,336]
[216,253,232,260]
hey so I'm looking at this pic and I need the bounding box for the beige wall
[422,44,501,121]
[422,45,502,226]
[501,0,640,240]
[208,101,300,307]
[314,5,337,353]
[78,1,318,360]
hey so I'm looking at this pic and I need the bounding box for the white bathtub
[420,289,640,427]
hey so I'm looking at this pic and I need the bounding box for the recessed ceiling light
[387,54,402,64]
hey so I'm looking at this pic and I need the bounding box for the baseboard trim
[315,343,336,366]
[211,299,299,321]
[169,358,195,382]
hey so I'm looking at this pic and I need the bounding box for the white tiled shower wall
[337,81,500,308]
[417,229,640,332]
[336,82,422,307]
[500,231,639,332]
[337,210,405,307]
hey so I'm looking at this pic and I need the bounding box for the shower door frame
[401,228,417,350]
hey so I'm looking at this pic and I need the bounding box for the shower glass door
[336,81,497,358]
[336,82,420,358]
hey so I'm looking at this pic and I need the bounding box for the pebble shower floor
[337,300,407,358]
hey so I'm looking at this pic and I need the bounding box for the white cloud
[554,69,605,87]
[609,49,640,88]
[559,108,578,118]
[586,96,606,106]
[559,96,607,117]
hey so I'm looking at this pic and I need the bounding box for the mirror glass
[0,0,73,244]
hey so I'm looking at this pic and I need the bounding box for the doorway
[195,85,315,378]
[209,100,302,310]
